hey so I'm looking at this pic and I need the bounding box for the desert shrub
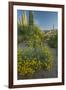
[40,45,53,71]
[18,24,44,45]
[22,45,53,61]
[17,45,53,78]
[18,25,30,43]
[44,30,58,48]
[18,60,35,78]
[17,49,23,74]
[18,48,22,62]
[18,57,41,78]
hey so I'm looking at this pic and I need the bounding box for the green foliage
[18,48,22,62]
[44,30,58,48]
[17,11,57,79]
[17,45,53,78]
[41,45,53,71]
[18,56,42,78]
[18,24,44,46]
[18,60,35,78]
[18,25,29,43]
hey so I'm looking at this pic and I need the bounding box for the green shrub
[18,23,44,45]
[18,59,41,78]
[41,45,53,71]
[44,30,58,48]
[17,45,54,78]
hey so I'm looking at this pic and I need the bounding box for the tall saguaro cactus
[29,11,34,26]
[22,10,27,26]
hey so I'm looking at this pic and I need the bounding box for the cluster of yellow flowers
[18,59,41,78]
[17,45,54,79]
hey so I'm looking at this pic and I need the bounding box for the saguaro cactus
[29,11,34,26]
[22,10,27,26]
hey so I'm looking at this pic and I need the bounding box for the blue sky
[17,10,58,30]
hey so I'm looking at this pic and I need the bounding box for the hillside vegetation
[17,11,58,79]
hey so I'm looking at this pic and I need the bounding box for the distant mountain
[43,29,57,33]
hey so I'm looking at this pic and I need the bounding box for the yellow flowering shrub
[17,45,54,78]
